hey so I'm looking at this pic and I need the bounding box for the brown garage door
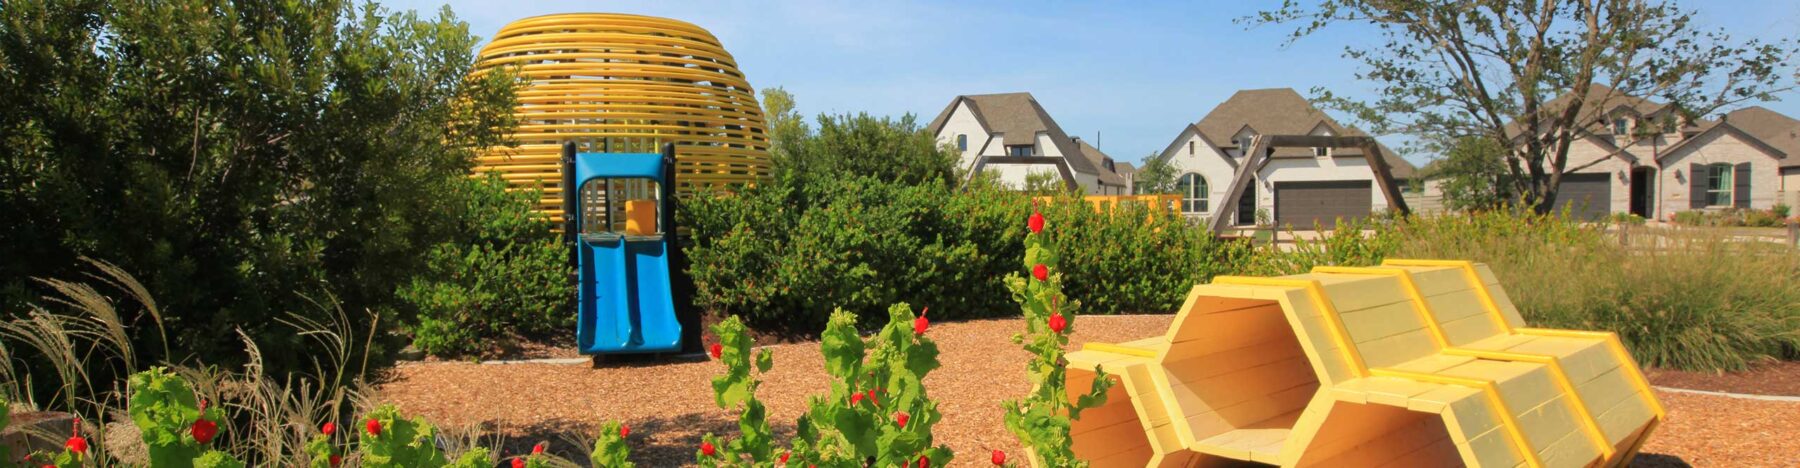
[1554,173,1611,221]
[1274,180,1372,229]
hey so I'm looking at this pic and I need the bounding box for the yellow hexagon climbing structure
[471,13,771,222]
[1065,260,1663,468]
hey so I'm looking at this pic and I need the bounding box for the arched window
[956,134,968,151]
[1175,173,1209,214]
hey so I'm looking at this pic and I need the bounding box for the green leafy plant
[446,447,493,468]
[358,404,449,467]
[305,422,341,468]
[696,315,778,466]
[590,421,636,468]
[127,367,241,468]
[1001,205,1113,466]
[788,305,955,467]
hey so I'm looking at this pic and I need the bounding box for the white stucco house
[927,92,1132,195]
[1496,85,1797,220]
[1149,88,1418,228]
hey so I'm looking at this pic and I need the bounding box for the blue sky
[387,0,1800,166]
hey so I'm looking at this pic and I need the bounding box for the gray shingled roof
[1075,139,1128,187]
[1724,106,1799,168]
[927,92,1100,177]
[1191,88,1416,178]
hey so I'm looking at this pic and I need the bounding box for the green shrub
[397,176,571,356]
[1607,212,1646,225]
[127,368,244,468]
[1671,208,1790,227]
[1036,197,1247,313]
[1774,203,1792,218]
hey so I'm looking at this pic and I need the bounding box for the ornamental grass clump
[1000,204,1114,466]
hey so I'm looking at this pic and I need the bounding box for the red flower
[1048,313,1066,334]
[701,440,717,456]
[533,442,546,455]
[992,449,1007,465]
[365,418,382,437]
[1032,264,1048,281]
[779,451,791,464]
[65,417,87,455]
[918,455,931,468]
[329,454,342,467]
[1028,211,1045,234]
[866,389,878,406]
[511,458,525,468]
[321,422,337,436]
[850,392,864,406]
[190,418,218,444]
[709,343,723,359]
[894,411,910,428]
[913,307,929,336]
[619,424,630,438]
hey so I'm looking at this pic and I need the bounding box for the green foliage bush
[0,0,516,376]
[1671,208,1791,227]
[397,176,571,356]
[128,368,240,467]
[1036,199,1247,313]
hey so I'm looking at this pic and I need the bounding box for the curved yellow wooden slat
[469,13,771,223]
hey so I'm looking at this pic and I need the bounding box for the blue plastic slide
[563,143,683,354]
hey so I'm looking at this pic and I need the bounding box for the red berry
[1032,264,1048,281]
[511,458,525,468]
[191,418,218,444]
[1028,211,1045,234]
[620,424,630,438]
[329,454,342,467]
[895,411,909,428]
[701,440,717,456]
[365,418,382,437]
[1049,313,1067,334]
[533,442,546,454]
[992,449,1007,465]
[709,343,723,359]
[321,422,336,436]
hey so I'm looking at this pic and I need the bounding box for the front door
[1629,167,1654,218]
[1237,183,1257,226]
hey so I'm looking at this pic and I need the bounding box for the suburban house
[1150,88,1418,228]
[1488,85,1797,220]
[928,92,1133,195]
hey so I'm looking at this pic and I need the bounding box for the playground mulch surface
[376,315,1800,467]
[1645,361,1800,397]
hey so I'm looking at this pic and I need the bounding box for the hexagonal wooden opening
[1293,401,1462,467]
[1067,369,1156,466]
[1157,296,1322,462]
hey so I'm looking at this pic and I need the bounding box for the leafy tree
[1251,0,1797,212]
[1022,170,1071,194]
[0,0,516,378]
[1132,154,1179,194]
[763,90,957,188]
[1430,137,1516,212]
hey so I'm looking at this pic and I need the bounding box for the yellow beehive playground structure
[471,13,771,223]
[1065,260,1663,468]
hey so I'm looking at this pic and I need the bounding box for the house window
[1314,146,1328,157]
[1612,118,1629,135]
[1188,141,1195,155]
[1705,163,1734,206]
[1176,173,1209,214]
[1008,145,1033,157]
[956,134,968,151]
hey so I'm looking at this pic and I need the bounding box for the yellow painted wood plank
[1363,377,1445,408]
[1338,300,1430,345]
[1458,427,1529,468]
[1161,335,1307,378]
[1085,442,1154,468]
[1392,353,1479,374]
[1355,328,1441,369]
[1509,336,1617,384]
[1512,395,1579,454]
[1433,386,1501,441]
[1313,274,1410,312]
[1395,266,1470,296]
[1161,304,1291,361]
[1464,333,1539,353]
[1330,378,1375,404]
[1440,360,1558,414]
[1388,437,1463,467]
[1439,312,1509,348]
[1406,384,1479,414]
[1535,417,1603,468]
[1592,390,1656,446]
[1474,264,1530,328]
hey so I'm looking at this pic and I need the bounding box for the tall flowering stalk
[1001,203,1114,466]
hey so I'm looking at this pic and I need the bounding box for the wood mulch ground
[375,315,1800,467]
[1645,361,1800,397]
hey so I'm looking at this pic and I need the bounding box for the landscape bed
[376,315,1800,467]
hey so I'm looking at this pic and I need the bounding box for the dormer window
[1007,145,1033,157]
